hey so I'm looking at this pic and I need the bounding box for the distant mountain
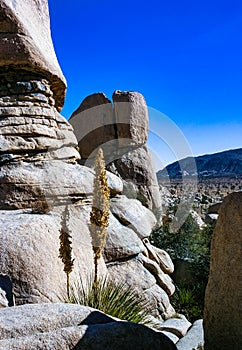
[157,148,242,180]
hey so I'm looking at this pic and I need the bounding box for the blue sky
[48,0,242,168]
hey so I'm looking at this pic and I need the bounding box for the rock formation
[0,0,175,321]
[107,145,161,212]
[70,90,148,161]
[204,192,242,350]
[0,0,66,109]
[69,91,161,213]
[0,303,178,350]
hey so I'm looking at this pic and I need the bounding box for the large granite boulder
[0,303,178,350]
[204,192,242,350]
[69,93,116,159]
[0,161,122,210]
[110,195,157,239]
[0,161,93,209]
[0,78,78,163]
[107,254,175,319]
[69,90,148,162]
[112,90,148,148]
[0,206,104,304]
[104,212,145,262]
[0,0,66,109]
[107,145,161,211]
[176,319,204,350]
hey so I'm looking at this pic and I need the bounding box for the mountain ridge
[157,148,242,179]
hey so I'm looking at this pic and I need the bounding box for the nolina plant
[59,205,74,299]
[90,148,110,286]
[68,275,153,326]
[67,149,154,326]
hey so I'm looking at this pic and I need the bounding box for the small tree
[90,148,110,286]
[59,206,74,299]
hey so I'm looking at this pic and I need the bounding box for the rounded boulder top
[0,0,66,110]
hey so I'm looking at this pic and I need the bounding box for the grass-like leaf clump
[68,275,152,326]
[171,284,204,322]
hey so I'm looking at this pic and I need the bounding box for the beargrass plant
[62,149,153,326]
[68,274,153,326]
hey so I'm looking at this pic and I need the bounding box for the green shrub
[68,275,153,326]
[150,213,215,322]
[171,285,203,322]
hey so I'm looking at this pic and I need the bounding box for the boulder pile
[0,0,175,321]
[70,91,161,213]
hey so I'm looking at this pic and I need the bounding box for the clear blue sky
[48,0,242,168]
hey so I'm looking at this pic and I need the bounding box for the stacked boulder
[0,0,175,321]
[69,91,161,213]
[0,0,97,304]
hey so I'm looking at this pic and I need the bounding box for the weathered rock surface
[0,161,93,209]
[176,319,204,350]
[143,238,174,274]
[106,171,123,195]
[141,255,175,296]
[104,213,144,262]
[107,254,157,291]
[0,78,78,161]
[110,195,157,239]
[160,317,192,338]
[0,206,107,304]
[69,90,148,162]
[107,254,175,319]
[112,90,148,148]
[0,303,178,350]
[107,146,162,211]
[143,284,175,320]
[204,192,242,350]
[0,198,174,317]
[0,162,123,210]
[0,0,66,109]
[70,93,115,159]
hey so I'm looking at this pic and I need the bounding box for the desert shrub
[170,285,203,322]
[150,213,215,321]
[68,275,152,325]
